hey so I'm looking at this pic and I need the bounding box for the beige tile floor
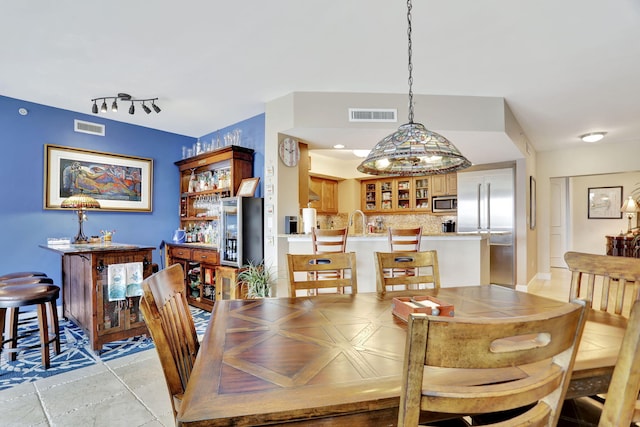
[0,269,572,427]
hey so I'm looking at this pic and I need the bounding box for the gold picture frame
[237,177,260,197]
[44,144,153,212]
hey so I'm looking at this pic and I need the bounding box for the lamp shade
[357,123,471,176]
[621,196,640,213]
[61,192,101,210]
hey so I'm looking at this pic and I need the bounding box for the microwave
[432,196,457,212]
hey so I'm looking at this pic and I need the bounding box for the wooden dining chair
[139,263,199,420]
[558,251,640,426]
[312,227,348,254]
[387,227,423,277]
[564,251,640,317]
[286,252,357,297]
[388,227,422,252]
[398,299,588,427]
[559,300,640,427]
[311,228,349,282]
[374,250,440,297]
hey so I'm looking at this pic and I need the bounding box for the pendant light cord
[407,0,414,124]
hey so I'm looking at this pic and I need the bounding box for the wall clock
[279,137,300,167]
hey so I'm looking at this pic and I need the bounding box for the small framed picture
[588,186,623,219]
[237,177,260,197]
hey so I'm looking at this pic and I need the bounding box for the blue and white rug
[0,307,210,391]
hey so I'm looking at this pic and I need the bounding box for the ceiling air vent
[74,119,105,136]
[348,108,397,123]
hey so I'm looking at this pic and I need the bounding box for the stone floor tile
[0,391,48,426]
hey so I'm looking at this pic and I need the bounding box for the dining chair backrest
[311,228,349,281]
[287,252,358,297]
[388,227,422,252]
[564,251,640,317]
[374,250,440,297]
[312,228,348,254]
[596,299,640,426]
[398,299,588,427]
[139,263,199,420]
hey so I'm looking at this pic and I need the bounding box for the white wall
[569,172,640,254]
[537,139,640,275]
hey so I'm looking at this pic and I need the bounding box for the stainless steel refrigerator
[456,167,515,286]
[220,197,264,267]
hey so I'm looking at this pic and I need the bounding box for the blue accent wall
[198,114,265,197]
[0,94,265,289]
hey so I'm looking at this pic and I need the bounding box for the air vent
[74,119,105,136]
[348,108,397,123]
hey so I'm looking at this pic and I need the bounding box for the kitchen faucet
[348,209,367,235]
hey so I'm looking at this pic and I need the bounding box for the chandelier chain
[407,0,414,124]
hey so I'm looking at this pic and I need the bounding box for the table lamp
[620,196,639,234]
[61,191,101,243]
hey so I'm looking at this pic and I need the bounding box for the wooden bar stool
[0,282,61,369]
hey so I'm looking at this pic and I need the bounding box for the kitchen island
[281,232,490,294]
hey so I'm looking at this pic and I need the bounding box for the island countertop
[280,232,490,295]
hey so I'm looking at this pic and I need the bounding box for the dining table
[176,285,627,426]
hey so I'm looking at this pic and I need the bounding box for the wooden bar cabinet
[40,242,154,352]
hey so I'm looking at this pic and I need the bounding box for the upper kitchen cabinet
[431,173,457,196]
[414,177,431,211]
[309,175,338,214]
[362,178,396,213]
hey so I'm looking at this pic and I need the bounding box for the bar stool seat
[0,272,48,281]
[0,283,60,369]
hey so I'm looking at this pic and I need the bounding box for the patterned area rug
[0,307,210,391]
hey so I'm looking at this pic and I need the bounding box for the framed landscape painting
[44,144,153,212]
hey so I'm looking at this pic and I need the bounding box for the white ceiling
[2,0,639,164]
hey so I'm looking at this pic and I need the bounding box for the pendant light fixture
[357,0,471,176]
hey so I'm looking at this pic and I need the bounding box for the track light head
[142,102,151,114]
[129,102,135,115]
[152,102,161,113]
[92,101,98,114]
[100,100,108,113]
[111,99,118,112]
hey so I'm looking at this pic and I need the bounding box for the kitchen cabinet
[362,177,431,213]
[361,178,396,213]
[40,243,154,352]
[431,173,457,196]
[414,177,431,210]
[308,176,338,214]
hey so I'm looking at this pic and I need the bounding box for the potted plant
[237,260,274,298]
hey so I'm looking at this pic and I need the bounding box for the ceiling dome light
[333,144,345,149]
[580,132,606,143]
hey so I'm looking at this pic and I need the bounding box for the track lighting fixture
[90,93,161,116]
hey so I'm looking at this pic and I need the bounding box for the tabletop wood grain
[177,286,626,426]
